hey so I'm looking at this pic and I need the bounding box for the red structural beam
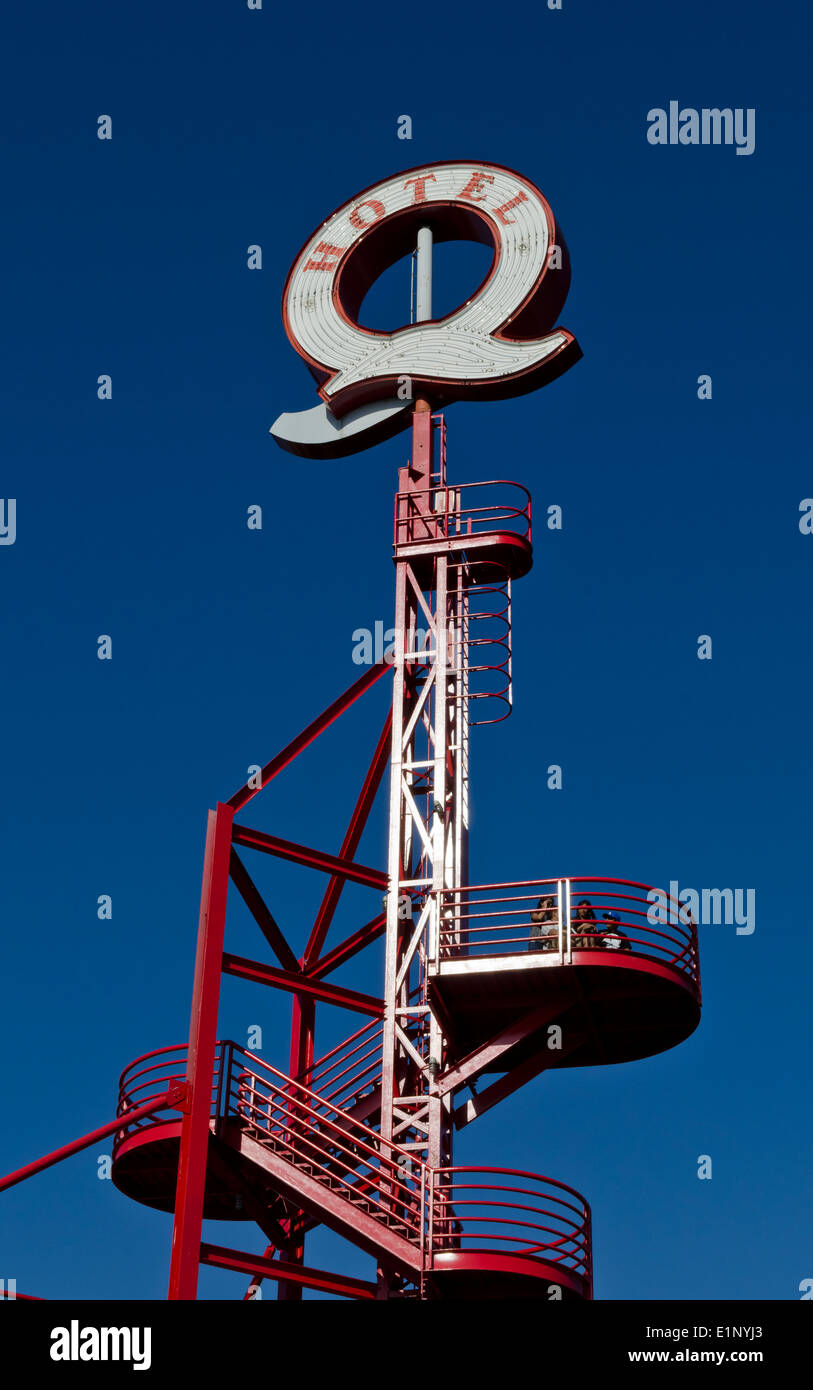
[227,662,391,813]
[304,912,386,980]
[231,823,387,891]
[200,1243,377,1300]
[0,1088,184,1194]
[453,1033,587,1129]
[169,803,234,1301]
[229,849,301,974]
[221,952,385,1018]
[305,711,393,965]
[437,1001,565,1096]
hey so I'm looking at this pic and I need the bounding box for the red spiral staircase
[0,414,701,1301]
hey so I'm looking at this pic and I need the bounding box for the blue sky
[1,0,811,1300]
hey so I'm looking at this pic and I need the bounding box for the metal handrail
[295,1021,384,1114]
[112,1044,594,1291]
[435,877,700,987]
[431,1167,592,1287]
[394,479,532,550]
[449,554,515,726]
[223,1044,423,1239]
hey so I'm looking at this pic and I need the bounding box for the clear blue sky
[1,0,811,1301]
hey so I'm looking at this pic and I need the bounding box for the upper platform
[427,876,701,1068]
[393,478,533,585]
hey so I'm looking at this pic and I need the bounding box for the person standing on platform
[529,893,558,951]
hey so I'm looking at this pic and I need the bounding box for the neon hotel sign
[271,160,581,457]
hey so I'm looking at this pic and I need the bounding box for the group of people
[528,896,632,953]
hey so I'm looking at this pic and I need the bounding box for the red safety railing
[115,1044,218,1140]
[223,1045,424,1243]
[295,1019,383,1118]
[394,479,531,550]
[435,877,700,987]
[114,1041,423,1247]
[449,555,514,725]
[430,1167,592,1293]
[112,1042,594,1291]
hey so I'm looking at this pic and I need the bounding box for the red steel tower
[1,161,701,1302]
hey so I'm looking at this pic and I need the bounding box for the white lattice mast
[379,232,469,1256]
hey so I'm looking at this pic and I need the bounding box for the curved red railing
[449,555,514,725]
[115,1044,217,1136]
[114,1042,423,1245]
[436,876,700,990]
[394,478,532,550]
[113,1044,594,1294]
[430,1167,592,1293]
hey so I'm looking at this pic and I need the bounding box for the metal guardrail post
[427,889,439,965]
[556,879,565,965]
[214,1042,228,1135]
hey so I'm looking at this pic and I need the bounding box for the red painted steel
[4,388,700,1299]
[231,823,388,890]
[303,912,386,979]
[221,953,385,1017]
[430,1167,592,1295]
[0,1089,183,1194]
[112,1040,594,1295]
[168,802,233,1300]
[200,1243,377,1300]
[305,711,393,964]
[227,663,391,812]
[394,478,532,550]
[228,850,301,972]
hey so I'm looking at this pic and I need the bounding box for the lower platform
[111,1046,593,1299]
[429,1250,589,1300]
[112,1119,284,1222]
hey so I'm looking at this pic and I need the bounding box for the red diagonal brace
[438,1001,566,1096]
[232,823,387,891]
[305,710,392,964]
[222,952,385,1018]
[227,662,391,812]
[229,849,300,974]
[0,1089,180,1194]
[304,912,386,980]
[453,1033,588,1129]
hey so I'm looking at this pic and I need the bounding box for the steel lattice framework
[1,178,703,1302]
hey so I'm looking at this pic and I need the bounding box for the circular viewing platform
[427,1167,591,1301]
[393,478,533,584]
[428,877,701,1067]
[110,1046,283,1221]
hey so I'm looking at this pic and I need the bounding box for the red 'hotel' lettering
[302,171,534,272]
[303,241,344,272]
[404,174,437,202]
[493,191,529,224]
[349,199,386,229]
[459,170,495,202]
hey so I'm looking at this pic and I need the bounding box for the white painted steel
[416,226,433,322]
